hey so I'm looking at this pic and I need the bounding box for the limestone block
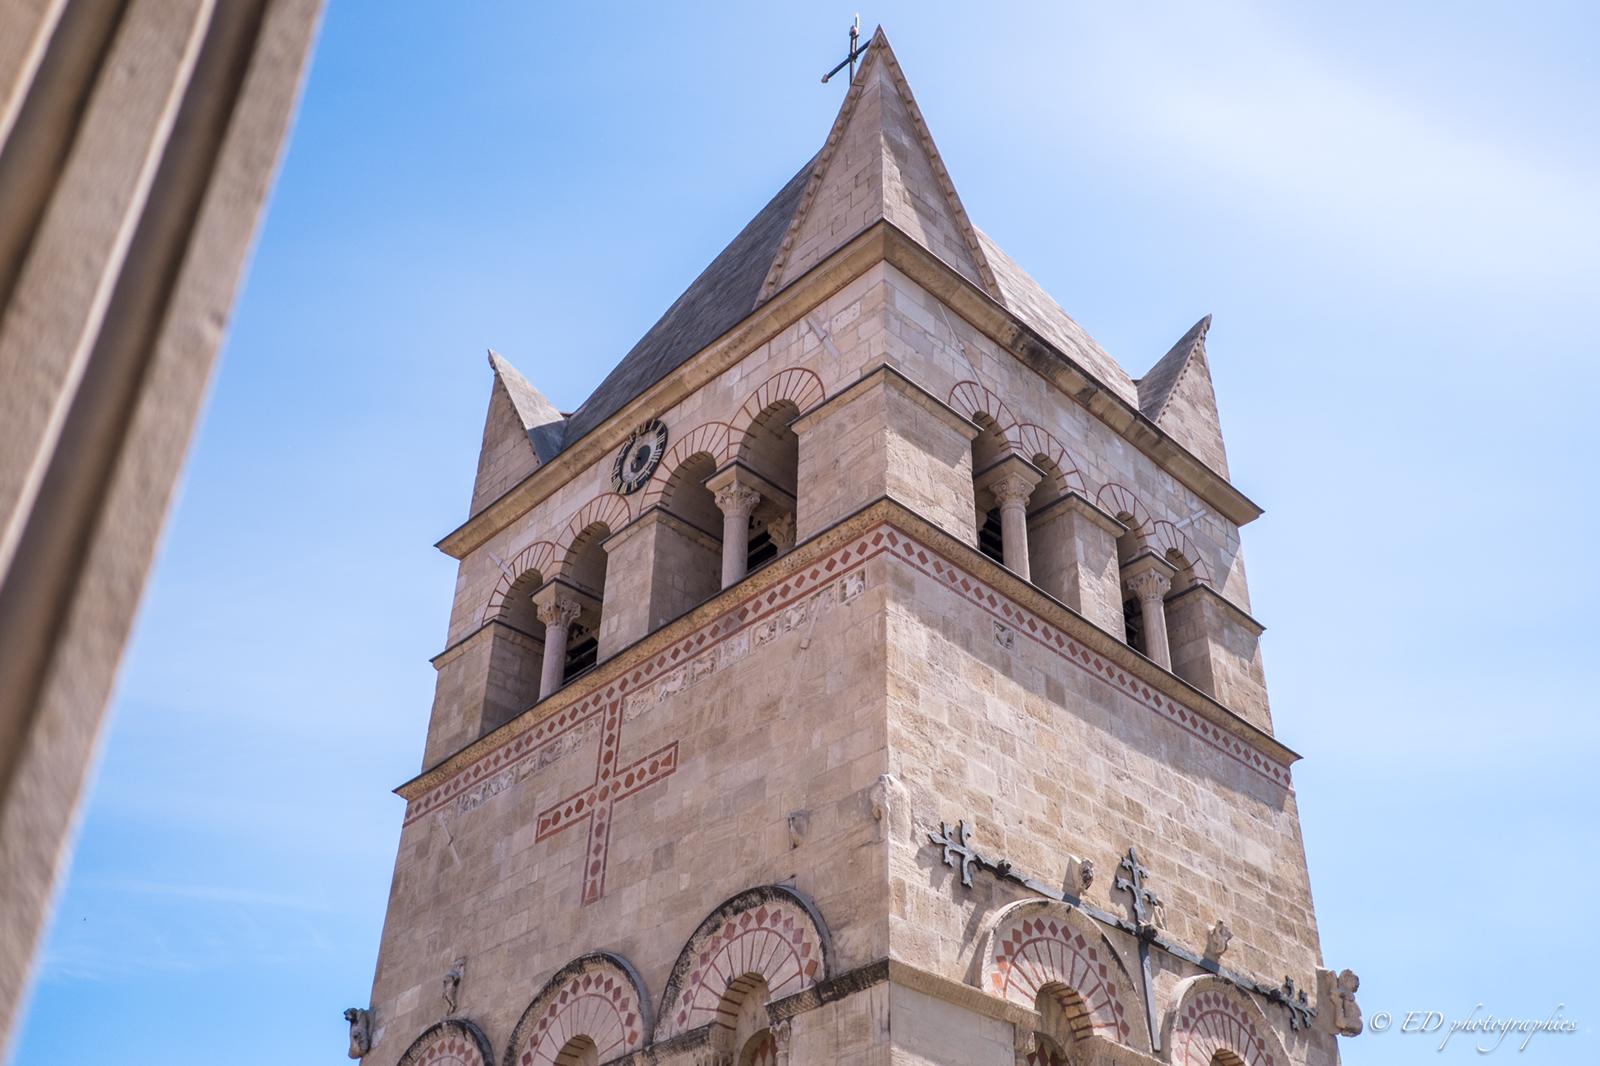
[1164,584,1271,731]
[793,364,978,543]
[601,508,721,654]
[1028,493,1127,637]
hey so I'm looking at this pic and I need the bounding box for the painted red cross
[535,700,678,905]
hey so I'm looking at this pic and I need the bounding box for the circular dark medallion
[611,418,668,494]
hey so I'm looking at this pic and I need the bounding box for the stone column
[975,454,1043,582]
[1123,554,1176,670]
[535,593,582,699]
[701,464,763,589]
[991,473,1036,581]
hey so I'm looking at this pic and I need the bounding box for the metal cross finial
[1114,846,1163,929]
[821,15,869,84]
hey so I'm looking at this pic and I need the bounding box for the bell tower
[353,28,1361,1066]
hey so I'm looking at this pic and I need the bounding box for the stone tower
[356,30,1361,1066]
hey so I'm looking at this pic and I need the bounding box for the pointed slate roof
[551,28,1150,453]
[1135,316,1230,478]
[554,157,816,452]
[759,28,1001,303]
[1137,316,1211,421]
[489,349,566,461]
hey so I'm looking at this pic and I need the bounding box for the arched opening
[664,453,723,535]
[1163,547,1198,594]
[1034,982,1092,1053]
[738,1029,778,1066]
[552,1035,599,1066]
[738,402,799,571]
[658,452,724,615]
[1114,520,1145,654]
[562,524,610,682]
[712,972,772,1064]
[484,566,547,734]
[1210,1052,1247,1066]
[971,414,1009,565]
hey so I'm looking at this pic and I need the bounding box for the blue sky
[13,3,1599,1063]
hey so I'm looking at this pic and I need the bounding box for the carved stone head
[343,1007,371,1059]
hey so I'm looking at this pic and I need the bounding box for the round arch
[948,380,1020,442]
[655,885,831,1042]
[397,1019,495,1066]
[1148,519,1215,587]
[504,952,651,1066]
[1094,482,1151,535]
[640,421,732,508]
[1012,423,1088,497]
[1164,976,1289,1066]
[482,540,557,624]
[726,367,825,460]
[979,899,1142,1050]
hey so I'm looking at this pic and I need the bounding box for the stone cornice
[1028,490,1128,536]
[436,227,895,560]
[789,361,980,440]
[438,219,1261,561]
[1165,581,1267,636]
[604,505,722,558]
[874,226,1264,527]
[400,498,1296,812]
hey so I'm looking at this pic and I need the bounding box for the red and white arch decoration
[727,367,826,458]
[948,380,1020,439]
[1012,422,1088,497]
[1167,980,1284,1066]
[557,492,632,560]
[506,954,649,1066]
[981,900,1136,1045]
[657,887,828,1040]
[1148,519,1215,586]
[640,421,732,507]
[482,540,557,624]
[397,1020,495,1066]
[1094,482,1150,533]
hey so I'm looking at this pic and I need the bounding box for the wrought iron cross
[1272,976,1316,1031]
[930,820,979,887]
[1115,847,1163,928]
[820,15,869,84]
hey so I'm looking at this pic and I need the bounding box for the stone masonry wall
[367,552,893,1066]
[881,546,1332,1065]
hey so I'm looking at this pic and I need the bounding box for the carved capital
[714,483,761,519]
[1124,565,1171,604]
[535,594,582,630]
[989,471,1036,509]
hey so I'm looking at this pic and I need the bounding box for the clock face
[611,418,669,494]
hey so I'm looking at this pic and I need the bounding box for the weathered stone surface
[360,29,1342,1066]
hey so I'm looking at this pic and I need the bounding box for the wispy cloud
[1076,5,1599,296]
[88,877,337,913]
